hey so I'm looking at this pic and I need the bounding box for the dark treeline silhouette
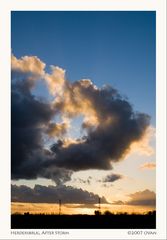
[11,210,156,229]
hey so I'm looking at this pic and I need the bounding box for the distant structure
[98,197,101,212]
[94,197,101,215]
[59,199,61,215]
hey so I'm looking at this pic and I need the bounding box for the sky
[11,11,156,214]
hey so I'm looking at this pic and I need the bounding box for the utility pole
[98,197,101,212]
[59,199,61,215]
[94,197,101,216]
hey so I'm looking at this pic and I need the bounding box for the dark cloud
[11,184,108,204]
[103,173,123,182]
[11,67,72,185]
[112,189,156,206]
[11,54,151,184]
[51,81,150,171]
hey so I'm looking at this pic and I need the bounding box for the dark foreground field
[11,212,156,229]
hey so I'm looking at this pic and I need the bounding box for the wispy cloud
[140,162,156,170]
[103,173,123,183]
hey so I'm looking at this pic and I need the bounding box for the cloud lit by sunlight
[128,126,155,157]
[140,162,156,170]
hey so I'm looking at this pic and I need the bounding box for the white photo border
[0,0,166,239]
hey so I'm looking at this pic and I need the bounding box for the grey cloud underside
[11,65,150,183]
[127,199,156,206]
[112,189,156,206]
[11,184,108,204]
[127,189,156,206]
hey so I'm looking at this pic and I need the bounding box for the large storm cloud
[11,54,152,183]
[49,79,150,170]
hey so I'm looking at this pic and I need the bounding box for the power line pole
[98,197,101,211]
[59,199,61,215]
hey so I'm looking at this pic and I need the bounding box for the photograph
[11,11,156,230]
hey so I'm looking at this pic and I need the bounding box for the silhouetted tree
[24,212,30,216]
[104,210,112,215]
[94,210,101,215]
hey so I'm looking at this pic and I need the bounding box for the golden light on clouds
[61,138,86,148]
[128,126,155,157]
[11,54,46,76]
[46,121,70,138]
[45,66,66,96]
[140,162,156,170]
